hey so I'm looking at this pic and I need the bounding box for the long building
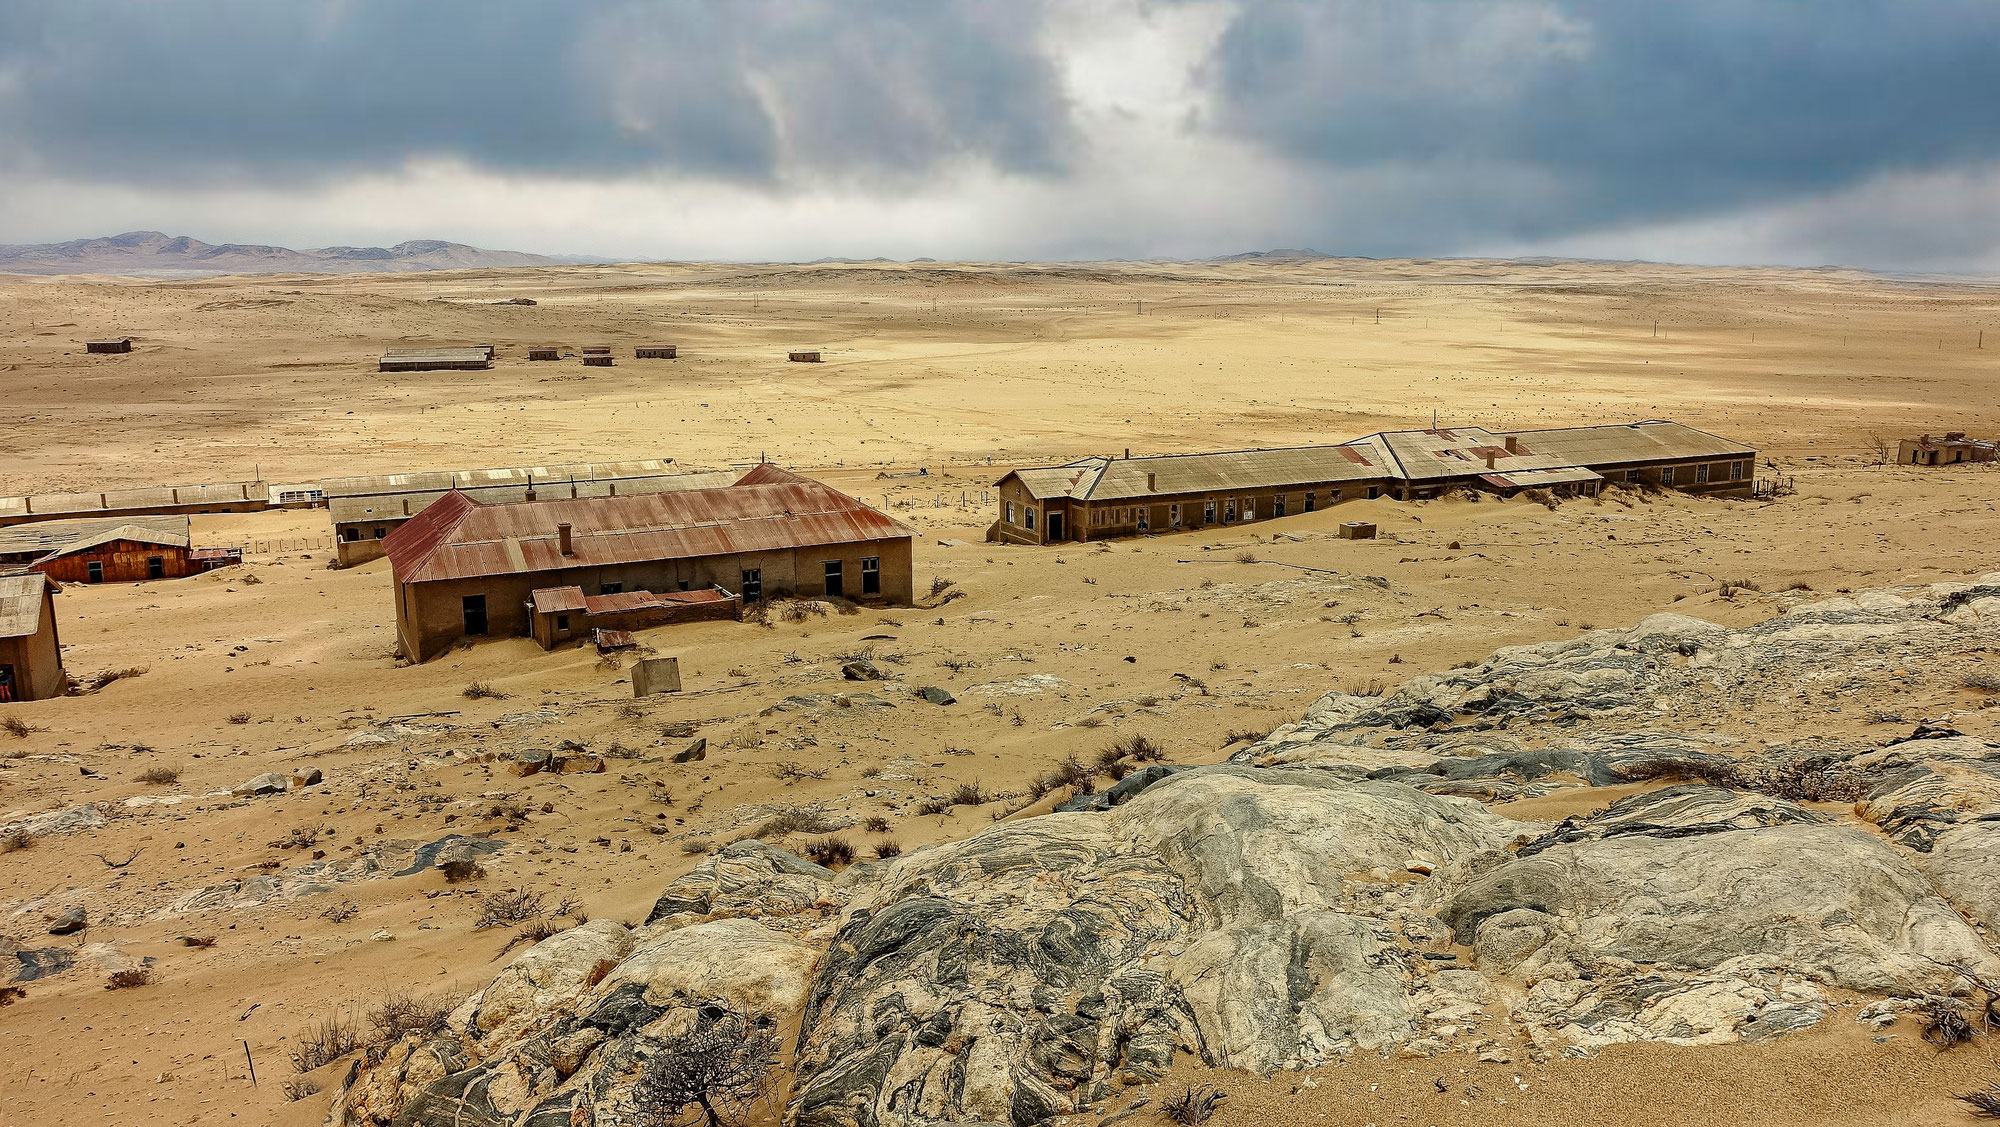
[0,480,268,528]
[995,420,1757,545]
[0,514,191,570]
[323,459,736,567]
[384,464,913,662]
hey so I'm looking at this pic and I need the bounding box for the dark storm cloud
[0,0,1072,185]
[1207,0,2000,246]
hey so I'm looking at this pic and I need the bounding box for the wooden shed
[29,524,239,583]
[528,347,561,362]
[582,355,615,367]
[86,339,132,354]
[0,573,62,703]
[636,345,678,359]
[582,345,612,356]
[788,350,822,363]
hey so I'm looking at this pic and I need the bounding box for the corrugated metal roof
[36,524,192,561]
[1497,421,1757,465]
[532,586,587,614]
[0,573,51,639]
[1479,466,1606,489]
[326,462,735,526]
[0,481,261,522]
[389,469,912,584]
[1000,420,1757,503]
[0,514,188,558]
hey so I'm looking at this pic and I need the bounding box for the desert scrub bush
[471,888,550,928]
[862,815,890,833]
[774,598,829,623]
[916,797,952,816]
[105,967,152,989]
[1963,670,2000,692]
[1234,551,1257,564]
[462,681,509,700]
[873,839,903,859]
[1341,676,1387,697]
[1162,1083,1227,1125]
[440,858,487,883]
[1112,734,1163,762]
[630,1009,777,1127]
[281,1077,322,1102]
[801,835,856,868]
[289,1014,364,1072]
[1920,996,1976,1047]
[681,839,713,856]
[321,900,359,923]
[136,765,181,785]
[1223,728,1271,746]
[771,761,829,782]
[1104,761,1130,781]
[947,781,989,807]
[751,807,837,838]
[2,715,45,739]
[928,576,957,599]
[228,711,251,725]
[367,989,461,1041]
[1959,1084,2000,1118]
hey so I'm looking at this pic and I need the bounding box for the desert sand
[1,258,1997,1126]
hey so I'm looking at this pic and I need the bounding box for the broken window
[741,569,762,600]
[862,556,880,596]
[824,560,844,598]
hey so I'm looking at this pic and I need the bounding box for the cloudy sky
[3,0,1997,270]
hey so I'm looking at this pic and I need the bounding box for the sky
[2,0,1998,271]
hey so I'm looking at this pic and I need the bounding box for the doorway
[824,560,844,599]
[1046,511,1065,541]
[0,664,14,703]
[462,595,488,636]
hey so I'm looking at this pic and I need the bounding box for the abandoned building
[635,345,678,359]
[27,523,239,583]
[0,480,269,529]
[995,420,1758,544]
[583,354,615,367]
[528,586,739,650]
[789,350,822,363]
[1898,433,1998,466]
[384,464,913,661]
[378,347,492,372]
[0,573,62,703]
[0,514,190,570]
[528,347,562,361]
[86,338,132,354]
[323,460,735,567]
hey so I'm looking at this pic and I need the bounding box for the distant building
[995,420,1757,545]
[27,523,239,583]
[0,480,267,529]
[268,483,325,508]
[322,460,735,567]
[635,345,678,359]
[1898,432,1998,466]
[0,514,190,570]
[789,350,822,363]
[85,338,132,354]
[528,347,561,361]
[384,464,913,662]
[0,573,62,702]
[378,347,491,372]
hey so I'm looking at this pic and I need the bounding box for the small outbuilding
[379,348,492,372]
[528,585,739,649]
[788,350,821,363]
[582,355,614,367]
[0,573,62,703]
[0,514,190,570]
[635,345,678,359]
[86,339,132,354]
[1899,433,1998,466]
[29,524,239,583]
[528,347,562,361]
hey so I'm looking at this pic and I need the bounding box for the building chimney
[1485,452,1496,469]
[524,474,536,502]
[1503,435,1518,453]
[1147,472,1157,492]
[401,498,410,516]
[1124,448,1130,459]
[558,522,574,556]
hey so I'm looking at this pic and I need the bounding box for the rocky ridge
[329,577,2000,1127]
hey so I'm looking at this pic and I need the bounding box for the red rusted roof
[388,472,909,585]
[532,586,588,614]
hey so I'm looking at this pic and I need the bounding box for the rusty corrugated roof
[389,470,911,585]
[0,573,52,639]
[0,514,188,558]
[531,586,587,614]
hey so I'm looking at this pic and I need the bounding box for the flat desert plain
[1,258,1998,1126]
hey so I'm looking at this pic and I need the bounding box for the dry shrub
[772,761,830,782]
[802,835,856,867]
[136,765,181,785]
[947,781,989,807]
[1959,1085,2000,1118]
[1104,761,1130,781]
[321,900,359,923]
[681,839,713,856]
[178,935,217,948]
[497,916,576,956]
[1963,670,2000,693]
[367,990,461,1040]
[862,815,890,833]
[105,967,152,990]
[775,599,829,623]
[1223,728,1271,746]
[916,797,952,816]
[1234,551,1257,564]
[1114,735,1162,762]
[1342,677,1387,697]
[1162,1083,1227,1125]
[463,681,509,700]
[289,1014,364,1072]
[440,858,487,883]
[873,839,903,859]
[1920,996,1976,1048]
[228,711,251,725]
[472,888,549,928]
[630,1010,777,1127]
[928,576,957,599]
[752,807,836,839]
[2,715,44,739]
[1075,714,1105,729]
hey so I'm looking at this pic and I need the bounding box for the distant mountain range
[0,231,601,276]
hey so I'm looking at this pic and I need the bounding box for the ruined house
[26,523,239,583]
[995,419,1758,545]
[1898,433,1998,466]
[384,464,912,661]
[0,573,62,703]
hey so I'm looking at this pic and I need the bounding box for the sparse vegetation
[1959,1084,2000,1118]
[228,711,251,724]
[136,765,181,785]
[1162,1083,1227,1126]
[1686,756,1868,803]
[105,967,152,989]
[771,761,830,782]
[1920,996,1975,1047]
[802,835,856,867]
[472,888,550,928]
[947,781,989,807]
[367,989,461,1040]
[928,576,957,599]
[630,1009,778,1127]
[178,935,217,948]
[873,839,902,859]
[463,681,509,700]
[2,715,45,739]
[321,900,359,923]
[1341,676,1387,697]
[1234,551,1257,563]
[751,807,837,839]
[281,1077,322,1102]
[440,858,487,883]
[1963,670,2000,693]
[862,815,890,833]
[1223,728,1271,746]
[289,1014,364,1072]
[681,839,713,856]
